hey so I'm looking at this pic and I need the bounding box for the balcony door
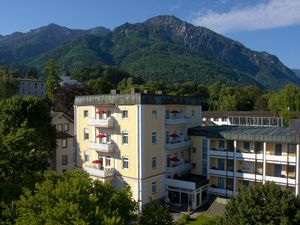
[274,164,282,177]
[275,144,282,155]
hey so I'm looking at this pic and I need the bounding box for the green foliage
[0,67,19,99]
[12,170,137,225]
[45,60,61,101]
[222,182,300,225]
[0,96,56,202]
[186,214,221,225]
[176,213,190,225]
[139,200,174,225]
[86,78,114,95]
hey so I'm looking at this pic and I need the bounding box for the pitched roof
[203,111,278,118]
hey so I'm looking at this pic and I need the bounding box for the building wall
[18,79,46,97]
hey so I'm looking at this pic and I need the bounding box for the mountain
[0,23,110,66]
[0,16,299,90]
[293,69,300,78]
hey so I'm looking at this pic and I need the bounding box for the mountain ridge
[0,15,299,90]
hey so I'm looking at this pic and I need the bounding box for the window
[243,142,250,151]
[122,110,128,119]
[275,144,282,155]
[181,151,184,158]
[84,128,89,140]
[106,156,111,167]
[152,157,157,169]
[64,123,69,131]
[122,132,128,145]
[57,124,63,131]
[62,155,68,165]
[217,177,225,189]
[84,151,89,162]
[152,110,157,119]
[192,147,196,153]
[221,117,227,122]
[218,140,225,149]
[122,157,129,169]
[191,110,195,117]
[62,139,67,148]
[83,110,88,118]
[151,131,157,144]
[192,163,196,169]
[152,181,157,194]
[213,117,218,122]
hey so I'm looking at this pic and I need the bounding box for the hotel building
[74,90,300,210]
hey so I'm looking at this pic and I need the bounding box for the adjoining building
[74,90,300,210]
[202,111,283,127]
[17,78,46,97]
[51,112,75,173]
[188,121,300,197]
[74,89,208,210]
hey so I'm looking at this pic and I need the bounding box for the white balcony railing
[165,117,192,125]
[265,155,296,164]
[88,142,114,153]
[235,172,263,181]
[82,163,115,178]
[88,117,114,128]
[210,150,234,158]
[209,187,234,196]
[209,168,234,177]
[166,162,192,174]
[236,152,263,161]
[165,178,197,190]
[165,140,192,150]
[265,176,296,185]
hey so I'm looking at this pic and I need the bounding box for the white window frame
[151,131,157,144]
[106,156,111,167]
[152,181,157,194]
[152,157,157,169]
[62,139,67,148]
[84,128,89,140]
[84,150,89,162]
[122,131,129,145]
[122,157,129,169]
[122,110,128,119]
[64,123,69,131]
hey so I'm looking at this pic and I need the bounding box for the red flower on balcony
[96,110,107,114]
[170,133,179,138]
[96,133,106,138]
[92,159,102,164]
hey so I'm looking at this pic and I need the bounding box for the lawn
[186,214,221,225]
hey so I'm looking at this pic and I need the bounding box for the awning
[96,133,106,138]
[92,159,102,164]
[96,110,107,114]
[170,157,179,161]
[170,133,179,138]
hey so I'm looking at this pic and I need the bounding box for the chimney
[131,88,140,94]
[110,89,120,95]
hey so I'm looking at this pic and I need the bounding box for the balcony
[235,171,263,181]
[209,168,234,177]
[166,162,192,174]
[209,187,233,197]
[165,117,192,126]
[265,176,296,185]
[165,140,192,150]
[88,142,114,153]
[82,163,115,178]
[236,151,263,161]
[265,155,296,165]
[210,149,234,158]
[165,174,208,191]
[88,117,114,128]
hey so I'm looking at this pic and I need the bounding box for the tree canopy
[11,170,137,225]
[45,60,61,101]
[222,182,300,225]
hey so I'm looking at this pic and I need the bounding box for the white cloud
[191,0,300,33]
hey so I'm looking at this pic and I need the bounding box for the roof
[51,111,74,122]
[74,93,202,106]
[206,197,228,217]
[188,125,300,143]
[203,111,278,118]
[16,78,45,82]
[56,131,73,139]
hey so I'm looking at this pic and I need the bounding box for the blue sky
[1,0,299,69]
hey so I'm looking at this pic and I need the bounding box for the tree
[222,183,300,225]
[13,170,137,225]
[85,78,114,95]
[45,60,61,101]
[0,67,19,99]
[0,96,56,202]
[139,200,174,225]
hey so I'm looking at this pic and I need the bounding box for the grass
[186,214,221,225]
